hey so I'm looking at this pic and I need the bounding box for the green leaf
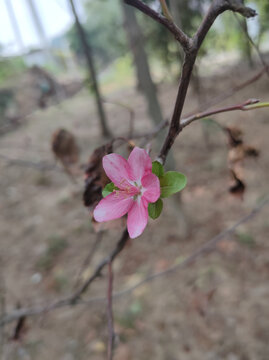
[160,171,187,198]
[152,161,164,178]
[102,182,117,197]
[148,198,163,219]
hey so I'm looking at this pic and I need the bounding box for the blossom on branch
[93,147,160,238]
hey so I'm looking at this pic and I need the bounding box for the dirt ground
[0,61,269,360]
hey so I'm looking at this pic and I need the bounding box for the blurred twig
[74,231,104,288]
[233,13,269,77]
[188,66,267,115]
[70,229,129,303]
[0,257,6,356]
[0,154,60,172]
[0,198,268,326]
[102,98,135,138]
[124,0,190,49]
[180,98,267,128]
[107,261,115,360]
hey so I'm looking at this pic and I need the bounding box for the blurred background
[0,0,269,359]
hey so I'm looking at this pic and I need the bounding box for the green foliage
[65,0,269,77]
[67,0,126,67]
[255,0,269,43]
[160,171,187,198]
[152,161,164,178]
[102,182,118,197]
[148,198,163,219]
[0,56,26,84]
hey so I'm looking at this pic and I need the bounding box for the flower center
[133,183,143,201]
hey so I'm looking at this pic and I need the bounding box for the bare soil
[0,62,269,360]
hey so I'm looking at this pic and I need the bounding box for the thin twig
[156,0,256,163]
[0,257,6,356]
[74,231,104,288]
[181,98,266,128]
[189,66,267,116]
[107,261,115,360]
[233,13,269,77]
[0,154,60,172]
[124,0,191,50]
[102,98,135,138]
[70,229,129,303]
[1,197,268,327]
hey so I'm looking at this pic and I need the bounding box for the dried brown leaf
[51,128,79,165]
[83,143,113,208]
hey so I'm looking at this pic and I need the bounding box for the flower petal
[128,147,152,181]
[94,191,133,222]
[127,198,148,239]
[142,173,160,203]
[103,154,134,189]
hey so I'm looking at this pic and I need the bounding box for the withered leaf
[229,169,245,199]
[51,128,79,165]
[224,126,243,148]
[83,143,113,208]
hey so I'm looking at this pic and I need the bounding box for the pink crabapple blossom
[93,147,160,238]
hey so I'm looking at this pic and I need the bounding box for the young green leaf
[102,182,117,197]
[148,198,163,219]
[160,171,187,198]
[152,161,164,178]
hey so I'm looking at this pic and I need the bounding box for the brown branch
[0,257,6,356]
[180,98,261,128]
[194,0,256,50]
[107,261,115,360]
[123,0,191,50]
[1,197,267,327]
[74,232,104,289]
[0,154,61,172]
[158,52,196,162]
[156,0,256,163]
[114,197,269,293]
[70,229,129,303]
[0,0,260,337]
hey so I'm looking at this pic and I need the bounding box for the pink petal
[127,198,148,239]
[142,173,160,203]
[103,154,134,189]
[128,147,152,181]
[94,192,134,222]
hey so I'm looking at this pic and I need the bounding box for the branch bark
[124,0,257,163]
[124,0,191,50]
[107,261,115,360]
[68,0,111,137]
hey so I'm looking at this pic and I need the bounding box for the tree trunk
[121,2,163,127]
[240,17,253,68]
[68,0,111,138]
[5,0,24,53]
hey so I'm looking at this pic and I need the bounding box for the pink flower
[93,147,160,239]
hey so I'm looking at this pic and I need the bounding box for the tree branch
[156,0,256,163]
[181,98,265,128]
[70,229,129,303]
[194,0,256,50]
[107,261,115,360]
[123,0,191,50]
[1,197,267,327]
